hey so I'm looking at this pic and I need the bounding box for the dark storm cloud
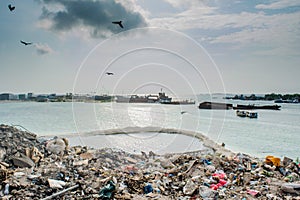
[37,0,147,37]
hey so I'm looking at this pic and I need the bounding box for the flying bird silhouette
[106,72,114,75]
[181,111,187,114]
[20,40,32,46]
[112,21,124,28]
[8,4,15,11]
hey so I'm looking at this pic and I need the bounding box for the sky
[0,0,299,95]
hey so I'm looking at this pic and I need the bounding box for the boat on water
[274,99,299,103]
[246,111,258,118]
[236,110,258,118]
[233,104,281,110]
[236,110,246,117]
[198,102,233,110]
[115,95,148,103]
[116,91,195,105]
[161,99,195,105]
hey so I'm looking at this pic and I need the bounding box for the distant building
[28,93,33,99]
[47,94,56,100]
[18,94,26,100]
[0,93,12,100]
[0,93,18,100]
[94,95,113,101]
[36,95,48,102]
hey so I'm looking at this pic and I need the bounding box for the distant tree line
[264,93,300,101]
[225,93,300,101]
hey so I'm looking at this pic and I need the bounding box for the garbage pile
[0,124,300,199]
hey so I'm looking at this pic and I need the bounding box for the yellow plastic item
[265,155,281,167]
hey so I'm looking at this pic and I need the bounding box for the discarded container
[202,159,212,165]
[48,178,66,189]
[144,183,153,194]
[99,180,116,199]
[212,172,226,179]
[247,189,260,196]
[219,179,227,186]
[265,155,281,167]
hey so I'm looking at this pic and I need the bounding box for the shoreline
[38,126,234,157]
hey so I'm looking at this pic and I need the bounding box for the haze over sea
[0,94,299,159]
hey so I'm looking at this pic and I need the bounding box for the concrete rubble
[0,124,299,199]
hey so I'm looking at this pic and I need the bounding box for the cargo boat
[233,104,281,110]
[161,100,196,105]
[198,102,233,110]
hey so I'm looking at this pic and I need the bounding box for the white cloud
[35,43,54,55]
[162,0,205,8]
[210,12,300,55]
[256,0,300,10]
[147,0,300,56]
[148,5,217,30]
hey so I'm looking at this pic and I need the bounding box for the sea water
[0,95,299,158]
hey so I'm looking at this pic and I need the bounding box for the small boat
[246,111,258,118]
[233,104,281,110]
[236,110,246,117]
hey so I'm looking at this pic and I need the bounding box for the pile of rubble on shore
[0,124,299,199]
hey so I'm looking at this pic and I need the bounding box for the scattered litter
[0,124,299,199]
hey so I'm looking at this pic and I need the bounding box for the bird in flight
[181,111,187,114]
[20,40,33,46]
[8,4,15,11]
[112,21,124,29]
[106,72,114,75]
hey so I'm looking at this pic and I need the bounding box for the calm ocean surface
[0,94,299,158]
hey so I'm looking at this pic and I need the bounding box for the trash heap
[0,124,300,199]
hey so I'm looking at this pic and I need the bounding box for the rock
[199,186,217,198]
[160,159,175,169]
[0,148,6,161]
[125,157,138,164]
[11,154,35,168]
[73,159,89,166]
[79,152,94,160]
[183,179,197,195]
[46,137,68,156]
[13,171,26,178]
[25,147,44,163]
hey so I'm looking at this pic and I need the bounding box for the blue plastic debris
[99,180,116,200]
[144,183,153,194]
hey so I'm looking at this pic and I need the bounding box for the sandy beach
[0,124,299,199]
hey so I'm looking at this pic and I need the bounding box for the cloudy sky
[0,0,299,95]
